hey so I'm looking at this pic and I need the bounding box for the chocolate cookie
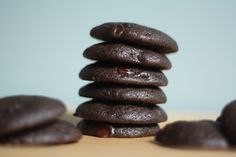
[155,120,229,149]
[79,63,168,86]
[1,120,82,145]
[79,83,166,104]
[90,22,178,53]
[74,100,167,124]
[83,43,172,70]
[221,100,236,145]
[78,120,160,138]
[0,95,66,137]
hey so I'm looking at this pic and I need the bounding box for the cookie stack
[0,95,82,145]
[74,22,178,137]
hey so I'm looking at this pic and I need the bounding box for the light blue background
[0,0,236,114]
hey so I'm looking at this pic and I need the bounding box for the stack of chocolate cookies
[74,22,178,137]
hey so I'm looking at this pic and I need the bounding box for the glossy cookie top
[90,22,178,53]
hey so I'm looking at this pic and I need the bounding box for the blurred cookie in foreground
[1,120,82,145]
[78,120,160,138]
[0,95,66,137]
[155,120,229,149]
[220,100,236,145]
[0,95,81,145]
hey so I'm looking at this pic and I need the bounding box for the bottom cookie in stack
[74,100,167,137]
[77,120,160,138]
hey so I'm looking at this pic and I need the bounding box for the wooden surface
[0,113,235,157]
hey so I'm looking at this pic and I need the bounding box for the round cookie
[155,120,229,149]
[74,100,167,124]
[0,95,66,137]
[79,63,168,86]
[83,43,172,70]
[221,100,236,145]
[90,22,178,53]
[0,120,82,145]
[79,83,166,105]
[78,120,160,138]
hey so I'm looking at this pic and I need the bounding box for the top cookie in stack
[74,22,178,138]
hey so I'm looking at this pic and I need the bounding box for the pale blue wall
[0,0,236,114]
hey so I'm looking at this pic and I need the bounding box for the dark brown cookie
[74,100,167,124]
[0,95,66,137]
[79,83,166,105]
[0,120,82,145]
[83,43,172,70]
[79,63,168,86]
[90,22,178,53]
[77,120,160,138]
[155,120,229,149]
[221,100,236,145]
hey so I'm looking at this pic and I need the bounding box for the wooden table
[1,113,235,157]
